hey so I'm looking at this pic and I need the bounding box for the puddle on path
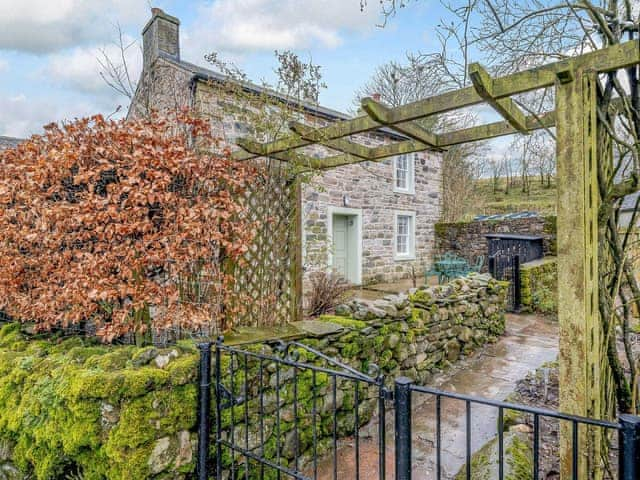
[314,314,558,480]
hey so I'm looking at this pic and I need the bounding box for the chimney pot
[371,93,381,102]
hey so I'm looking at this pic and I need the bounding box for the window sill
[394,188,415,195]
[394,254,416,262]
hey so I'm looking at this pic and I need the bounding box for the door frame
[327,206,363,285]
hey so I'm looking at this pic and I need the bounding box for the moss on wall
[0,323,199,480]
[520,258,557,316]
[0,276,509,479]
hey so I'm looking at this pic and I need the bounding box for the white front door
[332,214,358,284]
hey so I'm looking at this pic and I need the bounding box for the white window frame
[394,210,416,260]
[393,153,415,194]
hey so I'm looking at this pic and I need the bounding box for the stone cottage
[129,9,442,289]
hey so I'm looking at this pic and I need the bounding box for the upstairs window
[394,154,415,193]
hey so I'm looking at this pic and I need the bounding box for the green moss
[520,258,557,315]
[318,315,366,329]
[341,342,361,358]
[506,435,533,480]
[409,290,433,305]
[0,325,200,479]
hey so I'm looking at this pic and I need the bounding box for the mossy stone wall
[0,275,507,479]
[519,257,557,315]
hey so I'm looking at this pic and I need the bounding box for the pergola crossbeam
[232,115,388,161]
[360,97,441,149]
[469,63,529,133]
[236,137,357,168]
[288,121,372,160]
[232,40,639,164]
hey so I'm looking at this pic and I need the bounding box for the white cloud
[43,38,142,98]
[0,92,114,138]
[0,58,7,72]
[184,0,379,58]
[0,0,148,53]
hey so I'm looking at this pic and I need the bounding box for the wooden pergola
[233,40,640,478]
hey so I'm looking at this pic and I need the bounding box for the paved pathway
[315,313,558,480]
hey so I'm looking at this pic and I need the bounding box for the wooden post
[555,68,602,479]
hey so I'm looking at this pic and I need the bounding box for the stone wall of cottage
[302,150,442,285]
[130,57,443,290]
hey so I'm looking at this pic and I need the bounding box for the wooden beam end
[236,137,264,156]
[361,97,390,124]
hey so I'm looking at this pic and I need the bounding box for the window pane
[397,236,407,254]
[395,155,408,190]
[397,215,411,255]
[398,216,408,235]
[396,170,406,189]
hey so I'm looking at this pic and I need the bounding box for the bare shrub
[305,271,351,318]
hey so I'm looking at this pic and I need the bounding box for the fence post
[395,377,413,480]
[619,414,640,480]
[513,254,521,312]
[197,342,212,480]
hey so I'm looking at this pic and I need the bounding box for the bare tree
[355,54,486,221]
[98,24,139,100]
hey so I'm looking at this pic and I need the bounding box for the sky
[0,0,456,138]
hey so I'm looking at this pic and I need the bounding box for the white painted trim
[327,206,363,285]
[394,210,416,261]
[393,153,416,195]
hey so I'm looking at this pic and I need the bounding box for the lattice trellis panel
[227,164,300,327]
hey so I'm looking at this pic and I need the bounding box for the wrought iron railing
[395,378,639,480]
[196,341,640,480]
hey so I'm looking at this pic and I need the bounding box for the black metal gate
[198,339,388,480]
[197,340,640,480]
[488,253,521,312]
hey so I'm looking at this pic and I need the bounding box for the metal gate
[198,339,388,480]
[196,341,640,480]
[488,253,521,312]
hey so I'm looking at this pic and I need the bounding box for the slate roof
[0,136,23,150]
[159,53,408,141]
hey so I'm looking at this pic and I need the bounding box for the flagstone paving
[314,313,558,480]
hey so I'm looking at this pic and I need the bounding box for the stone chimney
[142,8,180,70]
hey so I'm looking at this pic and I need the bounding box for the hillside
[471,176,557,217]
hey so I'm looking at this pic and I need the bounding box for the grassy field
[471,176,557,217]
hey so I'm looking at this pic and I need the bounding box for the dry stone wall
[520,257,557,315]
[0,275,506,479]
[434,216,557,269]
